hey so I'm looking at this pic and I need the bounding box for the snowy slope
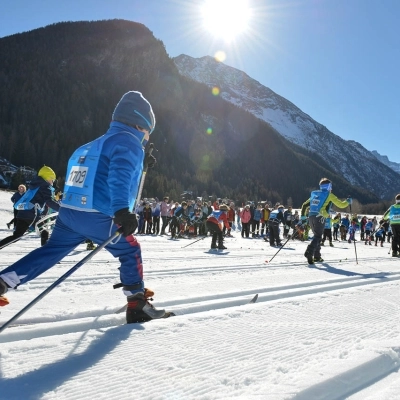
[174,55,400,199]
[1,190,400,399]
[371,150,400,174]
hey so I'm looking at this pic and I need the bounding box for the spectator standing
[151,200,161,234]
[240,204,252,238]
[160,196,172,235]
[6,184,27,229]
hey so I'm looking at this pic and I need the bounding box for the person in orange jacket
[225,202,235,236]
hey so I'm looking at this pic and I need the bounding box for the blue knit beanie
[112,91,155,134]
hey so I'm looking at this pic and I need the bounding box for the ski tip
[265,260,269,263]
[250,294,258,303]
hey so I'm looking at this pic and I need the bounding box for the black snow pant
[305,215,325,258]
[0,218,32,249]
[322,228,332,244]
[391,224,400,254]
[268,221,281,246]
[206,221,224,248]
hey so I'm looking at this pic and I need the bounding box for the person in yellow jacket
[301,178,351,265]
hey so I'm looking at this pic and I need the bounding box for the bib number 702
[67,166,88,188]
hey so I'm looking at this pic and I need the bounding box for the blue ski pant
[0,208,144,292]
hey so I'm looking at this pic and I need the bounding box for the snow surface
[1,190,400,400]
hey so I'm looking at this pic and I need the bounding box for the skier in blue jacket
[301,178,351,264]
[0,166,60,251]
[0,91,167,323]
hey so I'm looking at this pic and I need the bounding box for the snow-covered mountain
[371,150,400,174]
[174,54,399,199]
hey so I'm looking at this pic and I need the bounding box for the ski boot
[41,230,49,246]
[86,240,96,250]
[329,242,334,247]
[304,250,314,265]
[0,278,10,306]
[218,238,227,250]
[313,256,324,262]
[126,289,170,323]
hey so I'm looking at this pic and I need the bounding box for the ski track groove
[2,269,400,344]
[3,253,397,289]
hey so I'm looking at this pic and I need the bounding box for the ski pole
[0,228,123,334]
[266,229,298,264]
[349,203,358,264]
[353,236,358,264]
[181,235,207,248]
[134,143,154,209]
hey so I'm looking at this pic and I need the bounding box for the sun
[200,0,251,42]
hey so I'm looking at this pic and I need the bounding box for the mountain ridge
[173,54,400,199]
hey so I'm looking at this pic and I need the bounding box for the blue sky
[1,0,399,162]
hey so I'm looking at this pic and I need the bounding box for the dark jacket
[11,191,24,204]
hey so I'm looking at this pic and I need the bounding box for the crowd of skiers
[128,194,399,256]
[3,184,399,254]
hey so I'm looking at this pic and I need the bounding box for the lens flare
[214,51,226,62]
[212,87,220,96]
[206,128,213,135]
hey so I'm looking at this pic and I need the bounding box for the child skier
[348,219,359,243]
[206,204,231,250]
[374,227,385,247]
[321,217,334,247]
[364,218,373,245]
